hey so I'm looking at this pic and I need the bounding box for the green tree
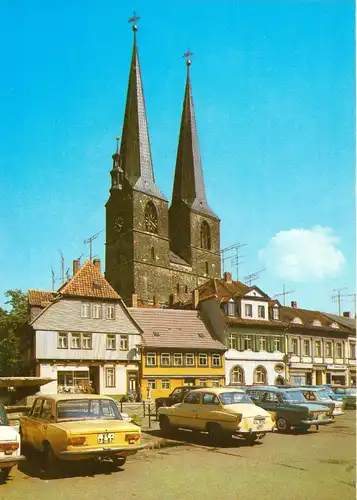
[0,290,28,376]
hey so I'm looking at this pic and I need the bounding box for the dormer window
[330,322,339,329]
[292,317,303,325]
[227,299,235,316]
[312,320,322,327]
[245,304,253,317]
[272,307,279,320]
[258,305,266,319]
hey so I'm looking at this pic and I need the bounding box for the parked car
[329,386,356,409]
[298,387,344,416]
[0,403,25,481]
[158,387,276,445]
[155,386,201,410]
[246,386,334,432]
[20,394,144,474]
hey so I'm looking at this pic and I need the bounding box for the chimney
[153,295,159,307]
[343,311,351,318]
[132,294,138,308]
[73,259,80,276]
[291,301,297,308]
[224,272,232,283]
[192,289,200,310]
[93,258,101,272]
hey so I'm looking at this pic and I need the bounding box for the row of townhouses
[20,259,356,399]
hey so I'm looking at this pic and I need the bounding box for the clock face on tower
[113,216,124,233]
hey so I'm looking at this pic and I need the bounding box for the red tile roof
[28,290,57,307]
[129,308,226,350]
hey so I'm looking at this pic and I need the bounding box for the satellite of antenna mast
[273,284,294,306]
[244,269,266,287]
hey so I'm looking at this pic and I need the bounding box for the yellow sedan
[158,387,276,444]
[20,394,144,473]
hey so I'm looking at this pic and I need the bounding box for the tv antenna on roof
[331,287,349,316]
[84,230,104,261]
[220,243,247,280]
[273,284,294,306]
[244,269,266,287]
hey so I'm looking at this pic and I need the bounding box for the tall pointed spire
[119,14,166,200]
[171,53,216,216]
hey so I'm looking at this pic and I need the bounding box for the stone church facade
[105,23,221,307]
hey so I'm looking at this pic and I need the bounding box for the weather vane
[128,11,140,31]
[183,49,193,66]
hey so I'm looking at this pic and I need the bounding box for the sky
[0,1,355,314]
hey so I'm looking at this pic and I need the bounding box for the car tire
[207,423,223,446]
[159,415,173,435]
[43,442,59,478]
[112,456,127,467]
[0,467,12,482]
[276,417,291,433]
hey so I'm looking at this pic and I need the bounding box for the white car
[0,404,25,481]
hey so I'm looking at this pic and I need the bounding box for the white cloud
[258,226,346,282]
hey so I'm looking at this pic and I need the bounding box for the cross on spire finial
[128,11,140,31]
[183,49,194,66]
[115,136,120,153]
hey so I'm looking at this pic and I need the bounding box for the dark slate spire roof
[119,25,166,201]
[171,59,217,217]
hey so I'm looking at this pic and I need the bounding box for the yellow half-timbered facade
[129,308,227,399]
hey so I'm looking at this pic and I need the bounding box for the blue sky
[0,1,355,314]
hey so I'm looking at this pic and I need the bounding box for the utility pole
[244,269,266,287]
[220,243,247,280]
[273,284,294,306]
[331,287,348,316]
[84,230,103,261]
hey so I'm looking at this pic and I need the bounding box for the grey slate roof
[120,30,166,201]
[322,312,356,331]
[171,65,217,217]
[129,308,226,350]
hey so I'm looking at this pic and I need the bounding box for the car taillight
[125,433,140,442]
[236,414,242,424]
[0,442,19,451]
[68,436,86,445]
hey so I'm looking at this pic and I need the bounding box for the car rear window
[57,399,122,421]
[219,392,253,405]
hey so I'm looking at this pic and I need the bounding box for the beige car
[158,387,276,444]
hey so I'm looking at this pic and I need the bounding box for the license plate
[97,433,115,444]
[254,418,265,430]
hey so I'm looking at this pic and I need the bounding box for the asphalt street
[1,411,356,500]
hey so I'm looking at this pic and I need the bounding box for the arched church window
[145,201,158,234]
[200,221,211,250]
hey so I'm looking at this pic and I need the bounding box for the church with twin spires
[105,21,221,307]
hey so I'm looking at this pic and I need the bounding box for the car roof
[188,387,246,395]
[246,386,303,393]
[33,394,116,402]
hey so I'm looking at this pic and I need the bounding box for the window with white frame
[105,305,115,320]
[120,335,128,351]
[160,353,171,366]
[291,338,299,355]
[82,333,92,350]
[303,339,311,356]
[185,353,195,366]
[315,341,322,357]
[212,354,221,367]
[350,344,356,360]
[272,307,279,320]
[259,337,266,351]
[227,299,235,316]
[336,343,342,358]
[230,365,244,384]
[58,332,68,349]
[81,303,90,318]
[161,379,170,390]
[254,366,267,384]
[173,353,183,366]
[198,353,208,367]
[326,342,332,357]
[106,334,116,350]
[273,337,281,352]
[92,304,102,319]
[148,379,156,389]
[245,304,253,317]
[105,367,115,387]
[258,306,266,319]
[71,333,81,349]
[228,333,237,350]
[244,335,252,350]
[146,352,157,366]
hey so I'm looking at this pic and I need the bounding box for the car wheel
[43,442,59,477]
[207,423,223,446]
[159,415,172,435]
[276,417,291,432]
[0,467,12,482]
[112,456,127,467]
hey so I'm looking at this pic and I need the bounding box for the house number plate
[97,433,115,444]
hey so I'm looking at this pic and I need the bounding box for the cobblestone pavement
[1,411,355,500]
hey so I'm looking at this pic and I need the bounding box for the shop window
[57,370,90,393]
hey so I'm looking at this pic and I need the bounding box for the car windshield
[57,399,122,422]
[316,390,333,399]
[219,392,253,405]
[282,391,307,403]
[0,405,8,426]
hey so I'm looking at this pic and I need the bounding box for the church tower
[169,54,221,280]
[105,18,170,305]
